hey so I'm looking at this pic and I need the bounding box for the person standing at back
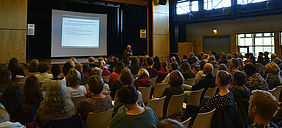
[123,45,133,57]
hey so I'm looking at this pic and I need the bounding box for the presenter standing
[123,45,133,56]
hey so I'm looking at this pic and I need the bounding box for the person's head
[265,62,280,74]
[119,67,134,86]
[216,70,231,87]
[0,108,10,123]
[51,64,61,77]
[232,53,238,58]
[88,75,104,95]
[0,69,11,82]
[237,58,244,70]
[171,56,176,62]
[24,76,42,105]
[117,85,138,105]
[138,56,144,65]
[157,118,186,128]
[38,62,49,73]
[130,57,139,66]
[122,56,130,67]
[190,56,198,64]
[230,59,239,69]
[66,68,81,87]
[171,62,179,71]
[30,59,39,68]
[146,57,154,66]
[127,45,131,50]
[66,59,75,68]
[154,56,160,63]
[203,63,213,75]
[199,61,207,70]
[231,71,247,86]
[271,53,277,59]
[8,57,20,71]
[70,57,78,64]
[208,56,215,62]
[138,68,150,78]
[89,67,102,77]
[258,52,263,56]
[244,63,258,77]
[273,58,281,65]
[168,70,184,87]
[88,57,95,63]
[83,64,90,73]
[264,51,269,56]
[161,61,168,70]
[75,63,83,73]
[39,80,74,114]
[0,84,24,121]
[62,62,73,75]
[218,64,228,71]
[249,90,277,124]
[181,62,193,73]
[114,61,125,74]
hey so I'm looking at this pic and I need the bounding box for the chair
[149,76,158,88]
[185,78,196,86]
[166,93,186,118]
[204,87,218,97]
[86,108,114,128]
[102,75,110,83]
[186,89,204,106]
[192,108,216,128]
[269,86,282,102]
[153,83,168,98]
[46,115,87,128]
[72,96,85,109]
[147,96,166,119]
[138,86,152,103]
[182,117,191,127]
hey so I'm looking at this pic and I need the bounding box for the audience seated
[264,52,270,64]
[162,62,179,83]
[134,68,152,89]
[257,52,264,64]
[145,57,158,78]
[0,107,25,128]
[129,57,140,75]
[153,56,161,71]
[88,67,110,93]
[88,57,97,68]
[138,56,146,68]
[195,61,207,83]
[24,76,43,118]
[109,85,158,128]
[66,69,86,98]
[157,119,185,128]
[8,57,25,80]
[62,62,74,76]
[244,63,268,91]
[34,62,52,82]
[230,59,239,73]
[162,70,184,117]
[157,61,169,83]
[265,62,282,90]
[218,63,228,71]
[36,80,75,127]
[109,61,124,84]
[0,68,13,93]
[28,59,39,73]
[181,62,196,81]
[0,85,33,124]
[248,90,278,128]
[75,63,89,85]
[77,75,112,121]
[82,64,90,77]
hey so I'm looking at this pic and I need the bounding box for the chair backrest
[166,93,186,118]
[46,115,87,128]
[186,89,204,106]
[72,96,85,109]
[102,75,110,83]
[185,78,196,86]
[269,86,282,102]
[147,96,166,119]
[182,117,191,127]
[193,108,216,128]
[153,83,168,98]
[204,87,218,97]
[149,77,158,88]
[86,108,114,128]
[138,86,152,103]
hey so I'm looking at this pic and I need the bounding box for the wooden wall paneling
[0,30,26,63]
[153,35,169,58]
[0,0,27,29]
[178,42,193,58]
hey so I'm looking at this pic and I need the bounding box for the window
[237,33,274,58]
[204,0,231,10]
[176,1,199,15]
[237,0,268,5]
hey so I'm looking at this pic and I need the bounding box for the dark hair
[138,56,144,66]
[199,61,207,70]
[243,63,258,77]
[83,64,90,73]
[129,57,140,75]
[8,57,20,71]
[24,76,42,106]
[168,70,184,87]
[231,59,239,68]
[117,85,138,104]
[218,64,228,71]
[217,71,231,86]
[63,62,73,75]
[158,119,186,128]
[122,56,130,67]
[0,69,11,81]
[0,85,24,121]
[119,68,134,86]
[88,76,104,94]
[232,71,247,86]
[146,57,154,66]
[161,61,168,70]
[154,56,160,63]
[51,64,61,77]
[171,62,179,70]
[114,61,125,74]
[38,63,49,73]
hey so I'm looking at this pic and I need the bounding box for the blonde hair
[265,62,280,74]
[66,59,75,67]
[66,68,81,86]
[88,57,95,63]
[37,80,74,114]
[89,67,102,77]
[31,59,39,65]
[138,68,150,78]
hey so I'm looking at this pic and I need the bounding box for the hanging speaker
[154,0,167,5]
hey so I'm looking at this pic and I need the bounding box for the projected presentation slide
[62,17,100,47]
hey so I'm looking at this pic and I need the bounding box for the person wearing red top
[157,61,169,83]
[134,68,152,89]
[109,61,124,84]
[102,66,111,76]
